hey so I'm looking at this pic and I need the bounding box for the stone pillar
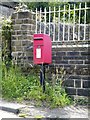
[11,10,36,68]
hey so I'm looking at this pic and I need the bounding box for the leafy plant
[2,62,38,100]
[2,17,13,67]
[74,97,89,106]
[2,62,72,108]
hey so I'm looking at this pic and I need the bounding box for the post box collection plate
[36,48,41,58]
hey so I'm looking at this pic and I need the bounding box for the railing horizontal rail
[39,7,90,13]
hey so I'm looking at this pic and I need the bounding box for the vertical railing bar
[40,8,42,33]
[53,6,55,42]
[58,6,60,42]
[68,4,70,41]
[63,5,65,42]
[84,2,87,41]
[73,4,75,41]
[44,7,46,34]
[78,3,81,41]
[49,7,51,36]
[36,8,37,33]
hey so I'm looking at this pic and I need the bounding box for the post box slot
[34,37,43,40]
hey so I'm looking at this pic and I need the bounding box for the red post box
[33,34,52,65]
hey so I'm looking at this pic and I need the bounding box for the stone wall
[51,46,89,98]
[11,11,35,68]
[11,10,89,98]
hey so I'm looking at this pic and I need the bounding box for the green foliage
[2,62,39,100]
[2,17,13,66]
[26,2,49,11]
[26,2,90,23]
[2,63,72,108]
[74,98,89,106]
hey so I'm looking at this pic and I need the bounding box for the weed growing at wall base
[2,62,72,108]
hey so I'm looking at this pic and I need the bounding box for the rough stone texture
[11,11,35,68]
[49,46,89,98]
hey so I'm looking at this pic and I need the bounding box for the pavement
[0,99,89,119]
[0,110,19,119]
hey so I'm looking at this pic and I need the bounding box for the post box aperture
[33,34,52,65]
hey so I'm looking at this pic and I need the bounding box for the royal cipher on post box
[33,34,52,65]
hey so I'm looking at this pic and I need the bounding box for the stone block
[22,30,27,35]
[11,13,18,19]
[13,25,20,30]
[63,56,86,60]
[27,35,33,40]
[63,80,74,87]
[17,35,28,40]
[15,41,21,46]
[56,52,66,56]
[85,60,90,64]
[81,51,90,55]
[16,31,22,35]
[69,60,83,64]
[28,56,33,60]
[77,89,89,96]
[75,80,81,88]
[26,25,32,30]
[27,30,31,35]
[15,46,23,51]
[21,25,28,30]
[15,19,23,24]
[29,19,35,24]
[56,60,68,64]
[22,40,29,46]
[65,88,76,95]
[18,11,30,19]
[11,35,17,40]
[67,52,80,56]
[83,80,90,88]
[23,18,30,24]
[52,56,62,60]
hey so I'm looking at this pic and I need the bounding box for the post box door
[33,38,44,64]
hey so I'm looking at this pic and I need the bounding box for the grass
[2,62,72,108]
